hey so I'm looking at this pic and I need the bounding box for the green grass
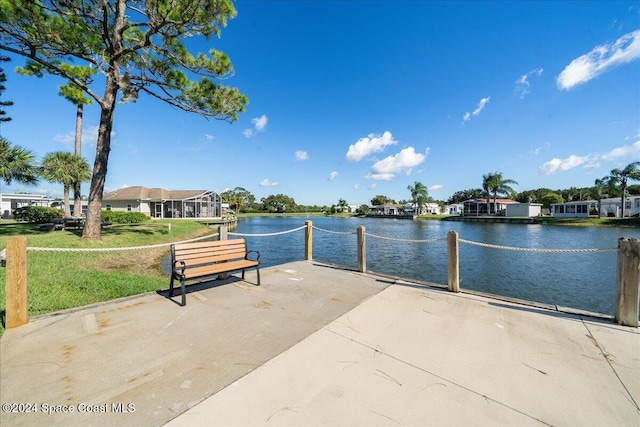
[532,217,640,227]
[0,220,214,336]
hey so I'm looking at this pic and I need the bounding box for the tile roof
[102,186,207,201]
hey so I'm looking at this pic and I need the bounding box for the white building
[551,196,640,218]
[505,203,543,217]
[0,193,57,218]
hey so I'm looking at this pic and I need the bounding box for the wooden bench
[169,239,260,306]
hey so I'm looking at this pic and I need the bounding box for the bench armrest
[245,250,260,262]
[173,260,186,277]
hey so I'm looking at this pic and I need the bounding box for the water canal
[233,216,640,317]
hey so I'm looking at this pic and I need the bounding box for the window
[127,203,132,212]
[554,205,564,214]
[106,204,112,211]
[577,204,588,214]
[567,205,576,213]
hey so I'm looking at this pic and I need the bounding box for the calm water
[233,216,640,316]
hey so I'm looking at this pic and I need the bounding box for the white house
[445,203,464,215]
[552,196,640,218]
[0,192,57,218]
[102,186,222,219]
[505,203,543,217]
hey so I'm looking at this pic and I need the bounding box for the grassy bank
[0,220,214,336]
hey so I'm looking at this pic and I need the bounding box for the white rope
[229,225,307,237]
[27,232,219,252]
[459,238,616,253]
[365,232,447,244]
[312,225,356,235]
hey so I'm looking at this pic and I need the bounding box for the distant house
[445,203,464,215]
[505,202,542,217]
[0,193,57,218]
[102,186,222,219]
[463,198,518,216]
[552,196,640,218]
[370,203,403,215]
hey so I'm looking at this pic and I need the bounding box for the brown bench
[169,239,260,306]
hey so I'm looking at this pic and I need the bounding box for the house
[102,186,222,219]
[463,198,518,216]
[369,203,403,215]
[0,192,57,218]
[445,203,464,215]
[505,202,543,217]
[552,196,640,218]
[403,202,442,215]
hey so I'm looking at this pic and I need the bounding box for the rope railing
[365,232,446,244]
[458,238,617,253]
[229,225,307,237]
[311,225,356,235]
[26,232,220,252]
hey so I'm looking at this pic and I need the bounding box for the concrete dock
[1,261,638,426]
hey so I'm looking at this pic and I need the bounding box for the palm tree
[407,181,429,215]
[486,172,518,215]
[608,162,640,218]
[593,177,613,218]
[482,173,497,214]
[0,136,39,186]
[337,198,349,213]
[40,152,91,217]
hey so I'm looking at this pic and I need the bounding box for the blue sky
[1,1,639,207]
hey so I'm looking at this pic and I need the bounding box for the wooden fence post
[305,220,313,260]
[447,230,460,293]
[615,237,639,327]
[357,226,366,273]
[6,236,28,328]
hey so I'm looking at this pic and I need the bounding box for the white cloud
[244,114,268,138]
[462,97,491,123]
[538,139,640,174]
[205,134,214,141]
[345,131,398,161]
[259,178,279,187]
[515,68,543,98]
[53,124,103,148]
[328,171,338,181]
[557,29,640,90]
[529,142,551,155]
[353,183,361,189]
[295,150,309,161]
[429,184,444,191]
[366,147,427,180]
[538,155,594,175]
[601,140,640,160]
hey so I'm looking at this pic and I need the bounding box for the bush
[100,210,150,224]
[12,206,62,224]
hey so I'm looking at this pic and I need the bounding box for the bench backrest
[172,239,248,267]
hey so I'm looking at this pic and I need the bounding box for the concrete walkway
[1,261,639,426]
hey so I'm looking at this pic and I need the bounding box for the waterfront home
[102,186,222,219]
[369,203,404,215]
[445,203,464,215]
[463,198,518,216]
[404,202,442,215]
[552,195,640,218]
[505,202,542,217]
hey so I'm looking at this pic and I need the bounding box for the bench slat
[182,259,259,279]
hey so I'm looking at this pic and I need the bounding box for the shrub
[100,210,150,224]
[13,206,62,224]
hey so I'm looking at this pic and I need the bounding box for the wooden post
[357,226,366,273]
[447,230,460,293]
[6,236,28,328]
[217,225,229,279]
[615,237,639,327]
[305,220,313,261]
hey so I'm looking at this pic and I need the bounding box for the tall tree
[336,198,349,213]
[407,181,429,215]
[481,173,496,214]
[0,55,12,131]
[608,162,640,218]
[1,0,248,239]
[485,172,518,215]
[0,136,39,186]
[40,151,91,217]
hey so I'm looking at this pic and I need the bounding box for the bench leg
[169,275,175,297]
[256,266,261,286]
[181,278,186,307]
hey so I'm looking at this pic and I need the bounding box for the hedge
[100,210,150,224]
